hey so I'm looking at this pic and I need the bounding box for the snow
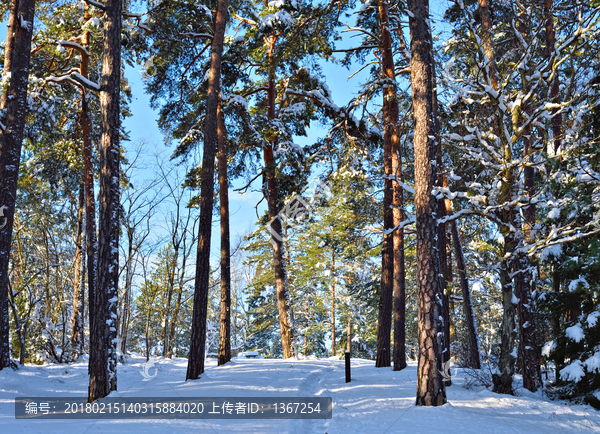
[568,276,590,292]
[584,351,600,373]
[560,360,585,383]
[547,208,561,219]
[541,340,555,357]
[586,311,599,328]
[540,244,562,262]
[260,11,295,30]
[565,323,585,343]
[2,357,599,433]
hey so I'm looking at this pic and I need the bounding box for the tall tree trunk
[162,283,173,357]
[477,0,517,395]
[543,0,562,156]
[375,0,396,368]
[162,246,179,357]
[331,249,336,357]
[450,221,481,369]
[408,0,446,406]
[264,47,295,359]
[120,231,133,355]
[217,102,231,366]
[0,0,35,371]
[80,13,98,352]
[429,33,450,377]
[167,287,182,358]
[0,0,19,110]
[478,0,499,90]
[71,185,86,358]
[88,0,122,402]
[392,150,406,370]
[493,242,517,394]
[186,0,229,380]
[517,15,539,392]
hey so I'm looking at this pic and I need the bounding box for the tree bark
[264,48,295,359]
[493,245,517,394]
[478,0,499,90]
[450,221,481,369]
[0,0,35,371]
[0,0,19,110]
[432,26,451,386]
[88,0,122,402]
[217,102,231,366]
[543,0,562,155]
[375,0,396,368]
[80,11,98,353]
[408,0,446,406]
[186,0,229,380]
[71,185,86,358]
[517,18,540,393]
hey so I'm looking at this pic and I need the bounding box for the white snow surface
[1,356,599,433]
[566,323,585,343]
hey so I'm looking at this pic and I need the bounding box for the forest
[0,0,599,418]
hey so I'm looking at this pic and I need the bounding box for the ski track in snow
[1,356,599,433]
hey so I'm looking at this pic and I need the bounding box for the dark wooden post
[345,352,351,383]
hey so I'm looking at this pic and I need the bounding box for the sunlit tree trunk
[88,0,122,401]
[187,0,229,379]
[264,47,295,359]
[0,0,35,371]
[408,0,446,406]
[376,0,397,369]
[217,102,231,366]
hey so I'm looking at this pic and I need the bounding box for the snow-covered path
[1,356,599,433]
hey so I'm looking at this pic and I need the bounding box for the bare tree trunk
[217,102,231,366]
[264,52,295,359]
[0,0,35,371]
[88,0,122,402]
[517,35,539,393]
[71,185,86,358]
[80,12,98,351]
[408,0,446,406]
[375,0,396,368]
[187,0,229,380]
[476,0,517,395]
[450,222,481,369]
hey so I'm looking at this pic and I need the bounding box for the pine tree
[0,0,36,371]
[89,0,123,401]
[187,0,230,381]
[408,0,446,406]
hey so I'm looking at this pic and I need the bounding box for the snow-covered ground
[1,356,599,433]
